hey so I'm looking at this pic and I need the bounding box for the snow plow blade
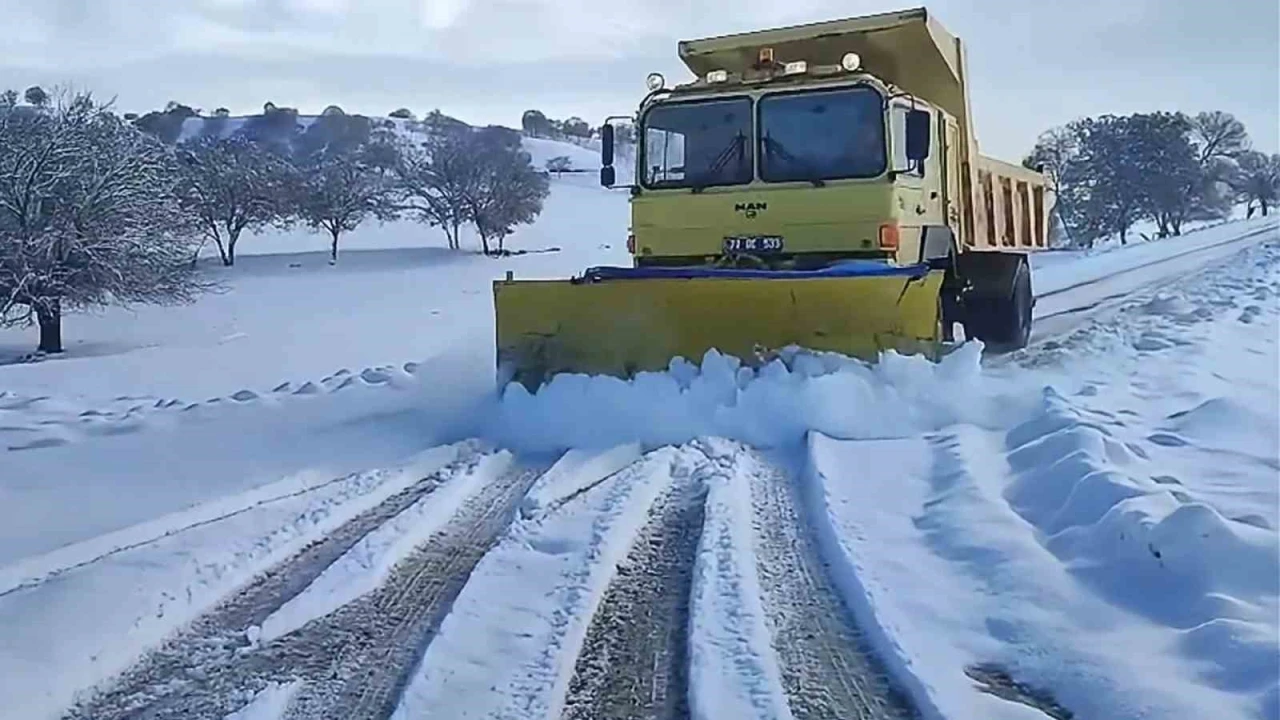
[493,261,946,390]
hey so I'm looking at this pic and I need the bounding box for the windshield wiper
[689,132,746,193]
[762,136,827,187]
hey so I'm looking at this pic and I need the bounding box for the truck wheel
[963,258,1032,352]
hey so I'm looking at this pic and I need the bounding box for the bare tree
[1233,151,1280,216]
[1190,111,1250,167]
[392,130,474,250]
[0,89,212,353]
[294,154,398,263]
[462,130,551,255]
[545,155,572,177]
[176,134,295,266]
[1025,126,1086,247]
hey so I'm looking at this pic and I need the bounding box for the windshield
[641,97,753,190]
[758,86,886,183]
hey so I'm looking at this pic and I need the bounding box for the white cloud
[418,0,467,29]
[0,0,1273,158]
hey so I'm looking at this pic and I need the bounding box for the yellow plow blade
[493,269,947,389]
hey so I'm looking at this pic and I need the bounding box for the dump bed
[970,156,1051,251]
[678,8,969,137]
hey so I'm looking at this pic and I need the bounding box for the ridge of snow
[391,445,688,720]
[256,449,513,644]
[687,439,794,720]
[0,443,472,720]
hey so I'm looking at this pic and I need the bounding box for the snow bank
[222,680,302,720]
[391,446,690,720]
[687,439,794,720]
[518,442,641,519]
[806,426,1260,720]
[0,349,494,567]
[0,442,460,596]
[0,443,466,720]
[492,342,1039,453]
[257,450,513,644]
[1032,215,1277,295]
[802,432,955,720]
[1006,387,1279,715]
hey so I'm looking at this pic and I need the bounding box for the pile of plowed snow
[493,343,1040,452]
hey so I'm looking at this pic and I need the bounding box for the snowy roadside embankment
[1030,215,1277,295]
[0,350,494,567]
[799,238,1280,720]
[390,445,687,720]
[0,443,466,720]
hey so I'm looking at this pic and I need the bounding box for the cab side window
[890,106,926,178]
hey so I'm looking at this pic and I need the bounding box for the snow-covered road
[0,193,1276,719]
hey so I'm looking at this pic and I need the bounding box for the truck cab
[616,62,955,270]
[599,8,993,272]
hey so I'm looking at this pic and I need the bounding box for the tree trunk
[330,227,341,264]
[36,299,63,354]
[1263,201,1270,217]
[214,236,230,266]
[227,230,241,266]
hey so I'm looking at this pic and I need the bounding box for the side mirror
[600,165,616,188]
[905,109,931,162]
[601,123,615,167]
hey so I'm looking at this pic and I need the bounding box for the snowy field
[1,134,1277,720]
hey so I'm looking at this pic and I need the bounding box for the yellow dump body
[494,269,945,388]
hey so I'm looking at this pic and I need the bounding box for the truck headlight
[646,72,666,91]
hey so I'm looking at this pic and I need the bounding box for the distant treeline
[1026,110,1278,247]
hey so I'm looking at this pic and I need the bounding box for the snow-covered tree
[176,134,296,266]
[521,109,551,138]
[1190,111,1250,167]
[292,144,399,263]
[23,86,48,107]
[1233,151,1280,216]
[392,129,475,250]
[0,90,210,353]
[545,155,573,177]
[393,126,550,254]
[462,128,550,255]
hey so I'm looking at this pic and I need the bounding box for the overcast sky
[3,0,1277,160]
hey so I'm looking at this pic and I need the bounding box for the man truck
[493,6,1051,389]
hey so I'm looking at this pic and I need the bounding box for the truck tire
[963,258,1032,352]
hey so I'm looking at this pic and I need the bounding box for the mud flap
[493,268,947,389]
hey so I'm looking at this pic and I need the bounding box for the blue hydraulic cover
[575,260,934,283]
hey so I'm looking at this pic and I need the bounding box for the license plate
[723,235,784,253]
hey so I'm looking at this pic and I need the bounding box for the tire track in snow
[61,444,529,720]
[281,455,546,720]
[560,470,707,720]
[747,445,919,720]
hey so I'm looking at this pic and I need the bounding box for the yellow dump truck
[495,7,1051,389]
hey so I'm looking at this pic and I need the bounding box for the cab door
[942,116,965,247]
